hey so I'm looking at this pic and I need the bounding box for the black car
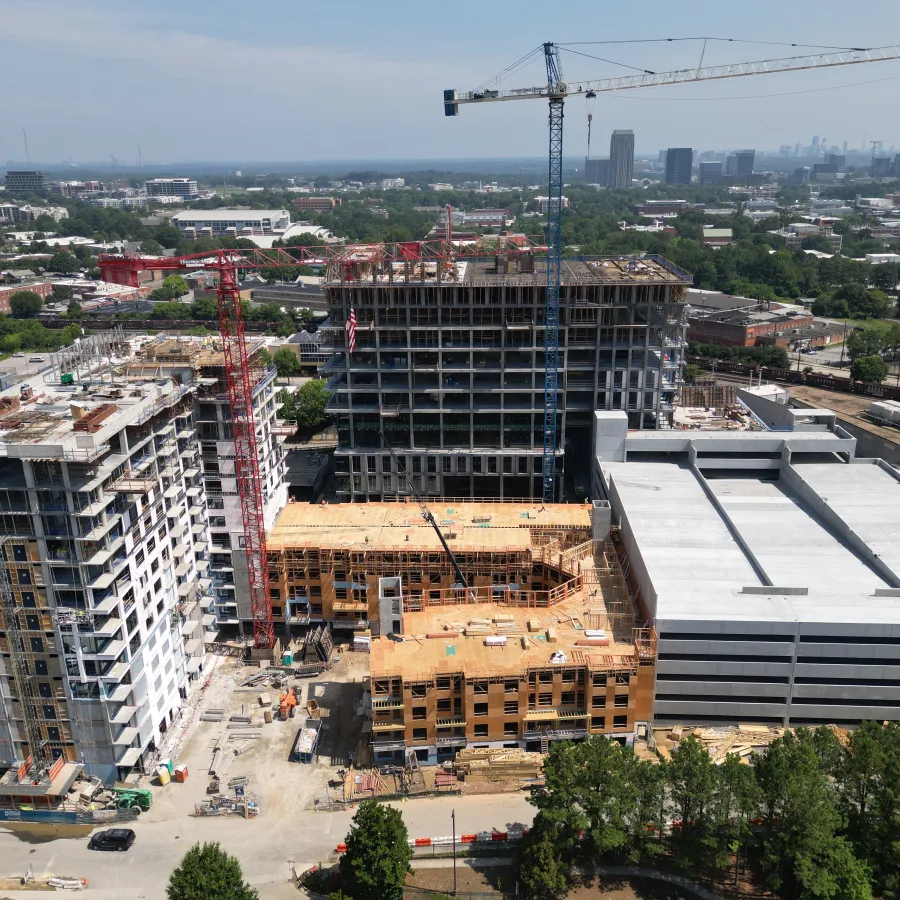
[88,829,135,852]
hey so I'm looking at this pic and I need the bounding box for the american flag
[346,307,357,354]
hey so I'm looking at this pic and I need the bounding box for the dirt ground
[139,641,370,824]
[407,869,706,900]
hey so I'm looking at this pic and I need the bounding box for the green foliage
[516,813,570,900]
[166,841,257,900]
[272,346,300,377]
[688,341,790,369]
[8,290,43,319]
[51,284,75,301]
[683,364,703,385]
[277,315,296,337]
[150,301,192,320]
[66,300,83,320]
[338,799,411,900]
[190,296,219,320]
[851,355,889,383]
[47,250,80,274]
[279,379,332,430]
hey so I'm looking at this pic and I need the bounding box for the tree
[8,290,43,318]
[846,328,886,361]
[338,799,411,900]
[66,300,83,319]
[277,315,296,337]
[516,814,569,900]
[871,262,900,293]
[166,841,257,900]
[282,380,332,430]
[852,355,889,384]
[47,250,80,274]
[51,283,74,302]
[161,274,189,299]
[667,735,718,873]
[273,346,300,378]
[190,296,219,320]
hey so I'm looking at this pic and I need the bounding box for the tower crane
[444,42,900,504]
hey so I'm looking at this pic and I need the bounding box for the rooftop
[371,592,642,679]
[600,457,900,626]
[171,209,290,221]
[324,255,691,288]
[267,501,592,553]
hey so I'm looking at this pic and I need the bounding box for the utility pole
[451,808,457,896]
[22,130,29,165]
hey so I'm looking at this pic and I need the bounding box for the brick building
[265,501,656,763]
[688,310,815,347]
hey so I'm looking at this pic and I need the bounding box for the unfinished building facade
[322,254,690,501]
[124,338,287,635]
[0,333,210,785]
[266,500,656,761]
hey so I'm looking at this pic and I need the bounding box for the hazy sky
[2,0,899,164]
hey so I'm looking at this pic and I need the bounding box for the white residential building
[171,209,291,239]
[145,178,199,200]
[0,331,211,784]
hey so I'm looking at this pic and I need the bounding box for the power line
[558,38,872,51]
[559,46,656,75]
[475,45,544,92]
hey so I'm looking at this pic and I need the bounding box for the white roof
[171,209,289,221]
[603,458,900,627]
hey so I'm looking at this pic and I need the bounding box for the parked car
[28,356,45,363]
[88,829,135,852]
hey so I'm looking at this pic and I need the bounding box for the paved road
[0,792,535,900]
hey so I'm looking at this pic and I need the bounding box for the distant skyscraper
[842,140,849,154]
[609,130,635,189]
[699,161,723,185]
[664,148,693,185]
[824,153,846,169]
[584,157,610,186]
[795,166,811,183]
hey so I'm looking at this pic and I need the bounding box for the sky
[2,0,900,165]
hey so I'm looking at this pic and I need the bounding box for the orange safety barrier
[414,837,432,846]
[461,834,477,843]
[491,832,507,841]
[336,843,347,853]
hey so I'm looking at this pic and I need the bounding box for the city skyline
[2,0,899,163]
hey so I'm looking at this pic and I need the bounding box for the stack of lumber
[691,725,785,763]
[454,747,544,780]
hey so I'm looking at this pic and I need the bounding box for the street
[0,792,536,899]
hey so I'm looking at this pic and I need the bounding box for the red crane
[99,237,546,649]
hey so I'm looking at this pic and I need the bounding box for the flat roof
[268,501,591,553]
[171,209,289,221]
[371,593,639,680]
[790,385,900,448]
[602,457,900,625]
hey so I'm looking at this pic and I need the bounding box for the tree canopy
[278,380,332,431]
[851,355,889,383]
[166,841,257,900]
[8,290,43,319]
[338,799,411,900]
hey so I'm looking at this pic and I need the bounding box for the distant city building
[608,130,635,189]
[584,157,610,186]
[292,196,340,212]
[533,196,570,213]
[171,209,291,239]
[53,181,102,198]
[380,178,405,190]
[145,178,199,200]
[0,203,68,225]
[701,226,733,247]
[873,157,894,178]
[4,171,46,193]
[824,153,846,169]
[769,222,843,252]
[725,150,755,178]
[812,163,839,182]
[635,199,692,217]
[664,148,693,185]
[698,161,723,185]
[795,166,811,183]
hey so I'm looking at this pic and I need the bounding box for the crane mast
[542,43,564,505]
[445,42,900,503]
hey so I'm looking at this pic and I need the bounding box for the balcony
[371,696,404,711]
[436,717,467,728]
[436,735,468,748]
[524,708,588,721]
[372,721,406,733]
[371,738,406,751]
[99,662,129,682]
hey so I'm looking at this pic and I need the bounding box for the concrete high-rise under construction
[322,251,691,502]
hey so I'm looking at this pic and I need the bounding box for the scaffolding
[0,537,50,775]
